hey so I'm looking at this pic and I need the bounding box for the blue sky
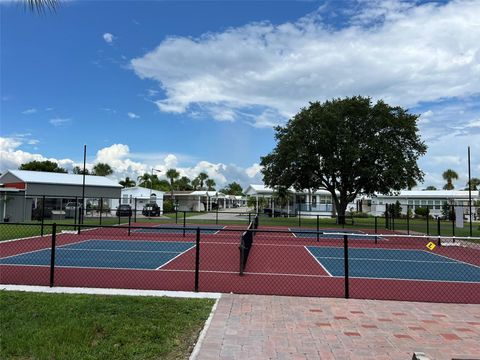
[1,0,479,189]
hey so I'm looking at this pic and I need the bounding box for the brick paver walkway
[195,294,480,360]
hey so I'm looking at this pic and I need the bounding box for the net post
[41,195,45,237]
[316,215,319,242]
[195,227,200,292]
[99,197,103,225]
[374,216,378,244]
[343,234,349,299]
[239,234,245,276]
[49,223,57,287]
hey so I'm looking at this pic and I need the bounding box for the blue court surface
[134,224,225,234]
[306,246,480,282]
[0,239,195,270]
[291,228,380,240]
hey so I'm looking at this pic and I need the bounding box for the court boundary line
[155,244,196,270]
[304,246,332,276]
[1,264,479,284]
[420,249,480,269]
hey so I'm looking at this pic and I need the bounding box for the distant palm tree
[24,0,58,13]
[137,173,152,188]
[119,177,136,188]
[176,176,192,191]
[92,163,113,177]
[205,179,216,191]
[191,177,201,190]
[466,177,480,191]
[442,169,459,190]
[197,172,209,190]
[166,168,180,201]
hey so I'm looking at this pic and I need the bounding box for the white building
[111,186,164,214]
[369,190,480,218]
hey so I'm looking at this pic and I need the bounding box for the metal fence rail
[1,222,479,303]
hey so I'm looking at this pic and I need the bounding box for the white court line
[288,228,298,238]
[155,244,196,270]
[420,249,480,269]
[315,256,457,264]
[213,226,227,235]
[57,248,185,254]
[304,246,332,276]
[1,264,478,284]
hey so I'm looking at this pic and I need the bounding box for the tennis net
[239,215,258,275]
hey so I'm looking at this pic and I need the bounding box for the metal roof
[2,170,122,188]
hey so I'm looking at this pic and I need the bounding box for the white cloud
[246,163,262,178]
[0,138,264,189]
[131,0,480,127]
[103,33,115,44]
[27,139,40,145]
[49,118,71,126]
[22,108,37,115]
[127,112,140,119]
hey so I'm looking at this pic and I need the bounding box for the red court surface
[1,223,479,303]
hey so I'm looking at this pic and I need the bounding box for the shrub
[163,199,175,213]
[414,207,429,218]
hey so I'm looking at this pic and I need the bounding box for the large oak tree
[260,96,427,223]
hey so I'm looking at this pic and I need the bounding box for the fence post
[344,234,349,299]
[407,205,410,235]
[298,209,301,228]
[195,227,200,292]
[128,215,131,236]
[74,196,78,229]
[374,216,378,244]
[50,223,57,287]
[41,195,46,237]
[426,207,430,235]
[216,205,219,225]
[175,208,178,224]
[316,215,320,242]
[452,205,455,240]
[437,217,441,246]
[248,212,251,224]
[183,211,186,238]
[385,208,388,229]
[134,197,137,223]
[99,197,103,225]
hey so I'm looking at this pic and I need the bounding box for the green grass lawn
[0,291,214,360]
[0,218,126,241]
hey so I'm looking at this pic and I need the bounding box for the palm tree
[119,177,136,188]
[466,178,480,191]
[191,177,201,190]
[92,163,113,176]
[205,179,216,191]
[24,0,58,13]
[176,176,192,191]
[166,168,180,201]
[137,173,152,188]
[442,169,459,190]
[197,172,209,190]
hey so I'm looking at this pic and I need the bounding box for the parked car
[142,203,161,217]
[65,202,81,218]
[116,204,132,217]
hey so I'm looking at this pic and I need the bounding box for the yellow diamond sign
[426,242,436,251]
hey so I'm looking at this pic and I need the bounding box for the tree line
[18,160,114,177]
[423,169,479,191]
